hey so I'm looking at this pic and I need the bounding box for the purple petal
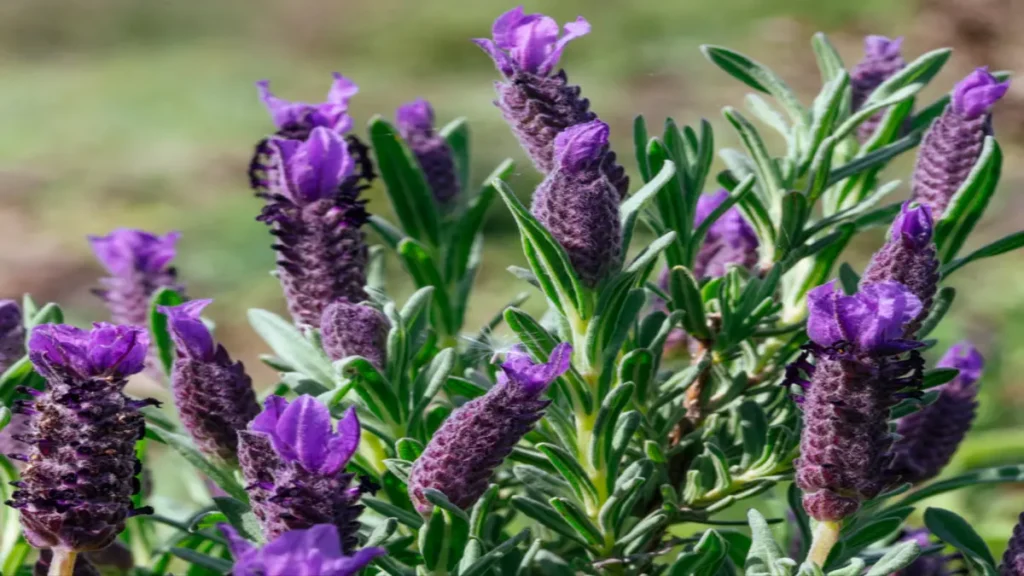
[938,341,984,387]
[840,282,922,351]
[553,120,608,172]
[280,128,354,203]
[28,324,90,379]
[86,323,149,378]
[396,99,435,135]
[501,342,572,396]
[89,229,180,276]
[491,6,532,50]
[893,202,933,248]
[219,524,256,560]
[952,67,1010,119]
[274,395,332,471]
[257,80,305,128]
[507,14,560,74]
[864,35,903,60]
[158,299,215,361]
[251,395,289,436]
[472,38,515,77]
[695,190,730,226]
[322,407,360,475]
[329,547,386,575]
[806,281,844,347]
[538,17,591,75]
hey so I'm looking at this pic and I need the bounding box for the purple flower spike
[239,396,370,549]
[160,300,259,465]
[791,282,925,522]
[861,203,939,337]
[889,342,983,485]
[90,229,184,329]
[258,127,370,327]
[0,300,24,373]
[531,121,622,287]
[693,190,760,279]
[257,73,358,134]
[409,343,571,514]
[9,323,154,552]
[396,99,461,206]
[222,524,384,576]
[912,68,1010,217]
[1003,514,1024,576]
[475,8,628,198]
[320,300,390,369]
[851,35,906,143]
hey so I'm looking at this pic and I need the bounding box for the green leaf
[248,309,334,388]
[746,94,790,139]
[916,286,954,339]
[0,456,22,570]
[407,348,456,434]
[423,489,470,569]
[811,33,845,83]
[634,115,651,182]
[396,438,424,462]
[470,484,498,538]
[504,307,592,413]
[668,266,709,340]
[900,464,1024,507]
[446,159,512,283]
[149,288,186,378]
[866,48,952,107]
[366,518,399,548]
[145,427,247,502]
[618,512,667,547]
[418,507,447,570]
[825,133,921,189]
[942,230,1024,278]
[701,45,807,125]
[864,541,921,576]
[459,529,532,576]
[396,238,455,335]
[744,509,787,574]
[669,529,729,576]
[833,84,921,142]
[805,72,849,168]
[776,191,810,257]
[537,443,598,505]
[439,116,470,192]
[170,547,233,573]
[26,302,64,328]
[549,497,603,547]
[935,137,1002,262]
[369,116,440,247]
[724,107,785,208]
[620,159,676,253]
[212,497,262,543]
[837,263,860,295]
[510,496,587,545]
[590,383,635,474]
[335,356,402,425]
[924,507,997,568]
[363,497,423,529]
[496,180,589,319]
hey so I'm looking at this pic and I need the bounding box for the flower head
[271,127,356,204]
[474,7,590,77]
[953,67,1010,120]
[222,524,384,576]
[851,35,906,143]
[257,74,359,133]
[693,190,759,278]
[320,301,389,369]
[0,299,24,373]
[1003,512,1024,576]
[159,299,215,361]
[250,396,360,476]
[89,229,180,277]
[28,323,149,382]
[409,343,571,513]
[807,280,922,354]
[395,99,461,206]
[531,121,622,287]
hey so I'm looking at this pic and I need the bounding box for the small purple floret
[257,74,358,134]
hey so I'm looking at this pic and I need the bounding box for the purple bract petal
[807,281,845,348]
[500,342,572,396]
[554,120,608,172]
[29,322,149,381]
[251,395,289,436]
[272,127,355,204]
[257,74,359,133]
[952,67,1010,119]
[249,395,360,475]
[158,299,215,362]
[807,281,922,352]
[476,7,590,77]
[863,35,903,60]
[893,202,933,249]
[89,229,181,276]
[396,99,435,135]
[937,341,984,387]
[224,523,385,576]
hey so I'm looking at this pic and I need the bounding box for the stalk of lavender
[89,229,183,328]
[474,7,628,199]
[1003,513,1024,576]
[396,99,461,207]
[238,396,372,551]
[860,202,939,336]
[911,68,1010,217]
[249,74,360,196]
[787,281,924,564]
[530,121,622,288]
[320,300,389,369]
[259,127,370,326]
[159,299,260,465]
[7,323,155,574]
[850,36,906,143]
[409,343,571,513]
[889,342,983,485]
[221,524,384,576]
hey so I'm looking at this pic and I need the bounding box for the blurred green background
[2,0,1024,546]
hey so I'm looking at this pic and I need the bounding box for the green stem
[48,549,77,576]
[807,520,842,568]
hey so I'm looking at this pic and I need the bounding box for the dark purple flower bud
[221,524,384,576]
[889,342,983,485]
[160,300,260,465]
[850,36,906,143]
[860,202,939,337]
[238,396,370,550]
[474,7,628,198]
[791,281,924,521]
[912,68,1010,217]
[531,121,622,287]
[409,343,572,514]
[0,300,24,372]
[396,99,461,206]
[259,127,370,326]
[9,323,153,552]
[258,74,358,135]
[1002,513,1024,576]
[320,300,389,369]
[693,190,760,279]
[90,229,184,328]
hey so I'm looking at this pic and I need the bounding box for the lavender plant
[3,8,1024,576]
